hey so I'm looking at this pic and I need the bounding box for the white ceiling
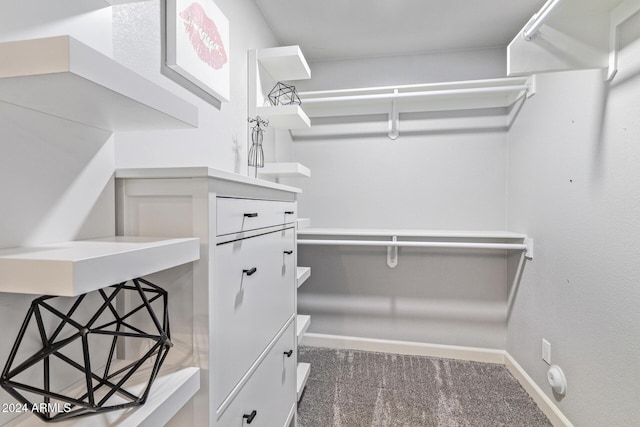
[254,0,547,60]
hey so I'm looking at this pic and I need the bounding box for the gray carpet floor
[297,346,552,427]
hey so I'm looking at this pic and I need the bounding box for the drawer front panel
[213,227,295,408]
[216,321,296,427]
[217,197,297,236]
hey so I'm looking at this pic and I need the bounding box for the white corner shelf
[296,266,311,288]
[0,236,200,296]
[4,363,200,427]
[297,314,311,341]
[507,0,636,79]
[0,36,198,131]
[296,362,311,401]
[258,162,311,178]
[297,218,311,230]
[257,45,311,81]
[256,105,310,129]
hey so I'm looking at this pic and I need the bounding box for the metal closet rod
[297,239,527,251]
[299,85,529,104]
[522,0,565,41]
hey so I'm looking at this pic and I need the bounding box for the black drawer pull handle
[285,211,295,215]
[284,349,293,357]
[243,267,257,276]
[284,250,293,255]
[243,410,257,424]
[244,212,258,218]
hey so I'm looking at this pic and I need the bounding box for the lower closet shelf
[5,364,200,427]
[296,363,311,401]
[297,315,311,341]
[296,267,311,288]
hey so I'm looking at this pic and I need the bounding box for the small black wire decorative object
[268,82,301,106]
[0,278,172,423]
[248,116,269,177]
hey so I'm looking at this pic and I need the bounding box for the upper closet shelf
[297,77,533,118]
[507,0,639,80]
[0,36,198,131]
[0,236,200,296]
[249,45,311,129]
[258,45,311,81]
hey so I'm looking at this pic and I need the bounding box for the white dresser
[116,167,299,427]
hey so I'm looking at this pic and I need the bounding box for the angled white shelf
[507,0,637,79]
[4,364,200,427]
[0,36,198,131]
[0,236,200,296]
[257,45,311,81]
[256,105,310,129]
[296,266,311,288]
[296,362,311,401]
[297,218,311,230]
[297,314,311,341]
[258,162,311,178]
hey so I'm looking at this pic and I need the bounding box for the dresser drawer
[216,197,297,236]
[213,227,296,408]
[216,320,296,427]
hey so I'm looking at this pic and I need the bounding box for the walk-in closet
[0,0,639,426]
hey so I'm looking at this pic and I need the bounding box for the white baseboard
[302,333,572,427]
[302,333,505,364]
[504,352,574,427]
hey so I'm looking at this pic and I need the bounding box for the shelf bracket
[526,75,537,98]
[388,89,399,140]
[525,237,534,260]
[607,0,640,81]
[387,236,398,268]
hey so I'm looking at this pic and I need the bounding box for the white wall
[506,13,640,426]
[295,49,513,348]
[112,0,293,173]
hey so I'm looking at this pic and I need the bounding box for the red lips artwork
[180,2,228,70]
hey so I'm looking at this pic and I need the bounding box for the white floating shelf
[297,314,311,341]
[296,266,311,288]
[256,105,310,129]
[296,362,311,401]
[5,364,200,427]
[0,236,200,296]
[297,218,311,230]
[0,36,198,131]
[257,45,311,81]
[258,162,311,178]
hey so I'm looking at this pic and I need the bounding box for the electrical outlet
[542,339,551,365]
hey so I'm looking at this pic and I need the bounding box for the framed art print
[166,0,230,102]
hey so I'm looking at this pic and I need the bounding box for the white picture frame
[166,0,230,102]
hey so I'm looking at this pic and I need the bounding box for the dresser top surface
[115,167,301,194]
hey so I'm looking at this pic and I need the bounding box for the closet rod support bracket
[388,89,399,140]
[526,75,537,98]
[387,236,398,268]
[525,237,534,260]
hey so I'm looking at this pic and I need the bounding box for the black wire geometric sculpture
[268,82,301,106]
[0,278,171,422]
